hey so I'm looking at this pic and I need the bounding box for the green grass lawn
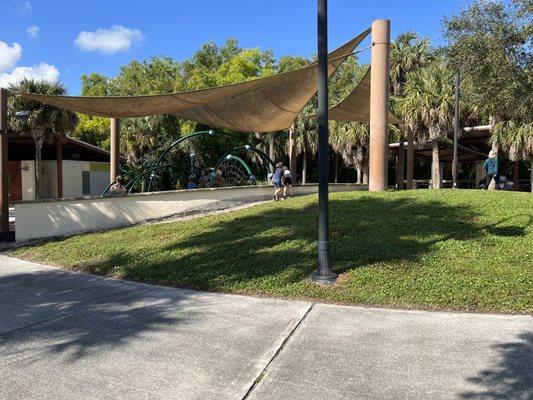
[10,190,533,313]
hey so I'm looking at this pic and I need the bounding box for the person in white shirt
[282,166,293,197]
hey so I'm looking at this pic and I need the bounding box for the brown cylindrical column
[110,118,120,183]
[56,140,63,198]
[406,129,414,189]
[0,88,9,233]
[369,19,391,191]
[289,122,297,182]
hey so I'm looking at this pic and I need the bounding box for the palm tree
[390,32,432,97]
[8,78,78,199]
[330,121,370,184]
[491,121,533,192]
[294,102,318,184]
[390,32,432,188]
[399,61,455,189]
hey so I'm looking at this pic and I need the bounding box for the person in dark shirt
[272,162,284,200]
[483,150,499,190]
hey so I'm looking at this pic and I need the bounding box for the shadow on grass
[68,196,492,291]
[485,214,533,237]
[461,331,533,399]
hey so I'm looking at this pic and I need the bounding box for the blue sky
[0,0,469,95]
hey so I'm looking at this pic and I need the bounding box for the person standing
[483,150,499,190]
[272,162,284,200]
[282,165,294,197]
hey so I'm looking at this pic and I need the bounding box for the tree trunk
[356,166,362,184]
[406,128,414,189]
[334,152,339,183]
[268,132,275,173]
[35,140,43,199]
[513,159,519,191]
[56,140,63,198]
[302,146,307,184]
[431,141,441,189]
[362,161,369,185]
[289,122,297,183]
[530,160,532,193]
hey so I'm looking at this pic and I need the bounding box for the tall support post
[452,70,460,188]
[369,19,391,191]
[268,132,275,173]
[406,129,414,189]
[513,159,519,191]
[289,121,297,182]
[56,140,63,198]
[0,88,9,233]
[311,0,336,284]
[110,118,120,183]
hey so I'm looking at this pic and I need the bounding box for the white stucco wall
[14,184,363,242]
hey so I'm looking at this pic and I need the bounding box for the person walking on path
[483,150,499,190]
[272,162,284,200]
[282,166,294,197]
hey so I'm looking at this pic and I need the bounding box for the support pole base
[310,269,337,285]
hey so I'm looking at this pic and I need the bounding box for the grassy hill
[11,190,533,313]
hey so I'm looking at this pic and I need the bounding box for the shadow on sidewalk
[0,269,191,362]
[461,331,533,399]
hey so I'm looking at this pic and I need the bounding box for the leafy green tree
[214,48,275,85]
[80,73,110,96]
[277,55,309,73]
[73,114,110,149]
[443,0,532,120]
[8,78,78,199]
[329,57,366,105]
[398,61,455,189]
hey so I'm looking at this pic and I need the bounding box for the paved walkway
[0,255,531,400]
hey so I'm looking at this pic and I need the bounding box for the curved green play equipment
[101,130,275,197]
[215,145,275,172]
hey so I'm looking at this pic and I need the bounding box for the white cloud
[26,25,39,39]
[17,0,32,13]
[0,62,59,88]
[0,41,22,73]
[74,25,145,55]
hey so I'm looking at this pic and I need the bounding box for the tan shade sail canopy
[328,67,400,124]
[16,29,370,132]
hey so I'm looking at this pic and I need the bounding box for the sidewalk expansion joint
[241,302,315,400]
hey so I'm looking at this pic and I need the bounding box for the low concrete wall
[15,184,364,242]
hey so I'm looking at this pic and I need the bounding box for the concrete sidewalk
[0,256,531,399]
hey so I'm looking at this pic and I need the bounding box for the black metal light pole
[452,70,460,188]
[311,0,336,284]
